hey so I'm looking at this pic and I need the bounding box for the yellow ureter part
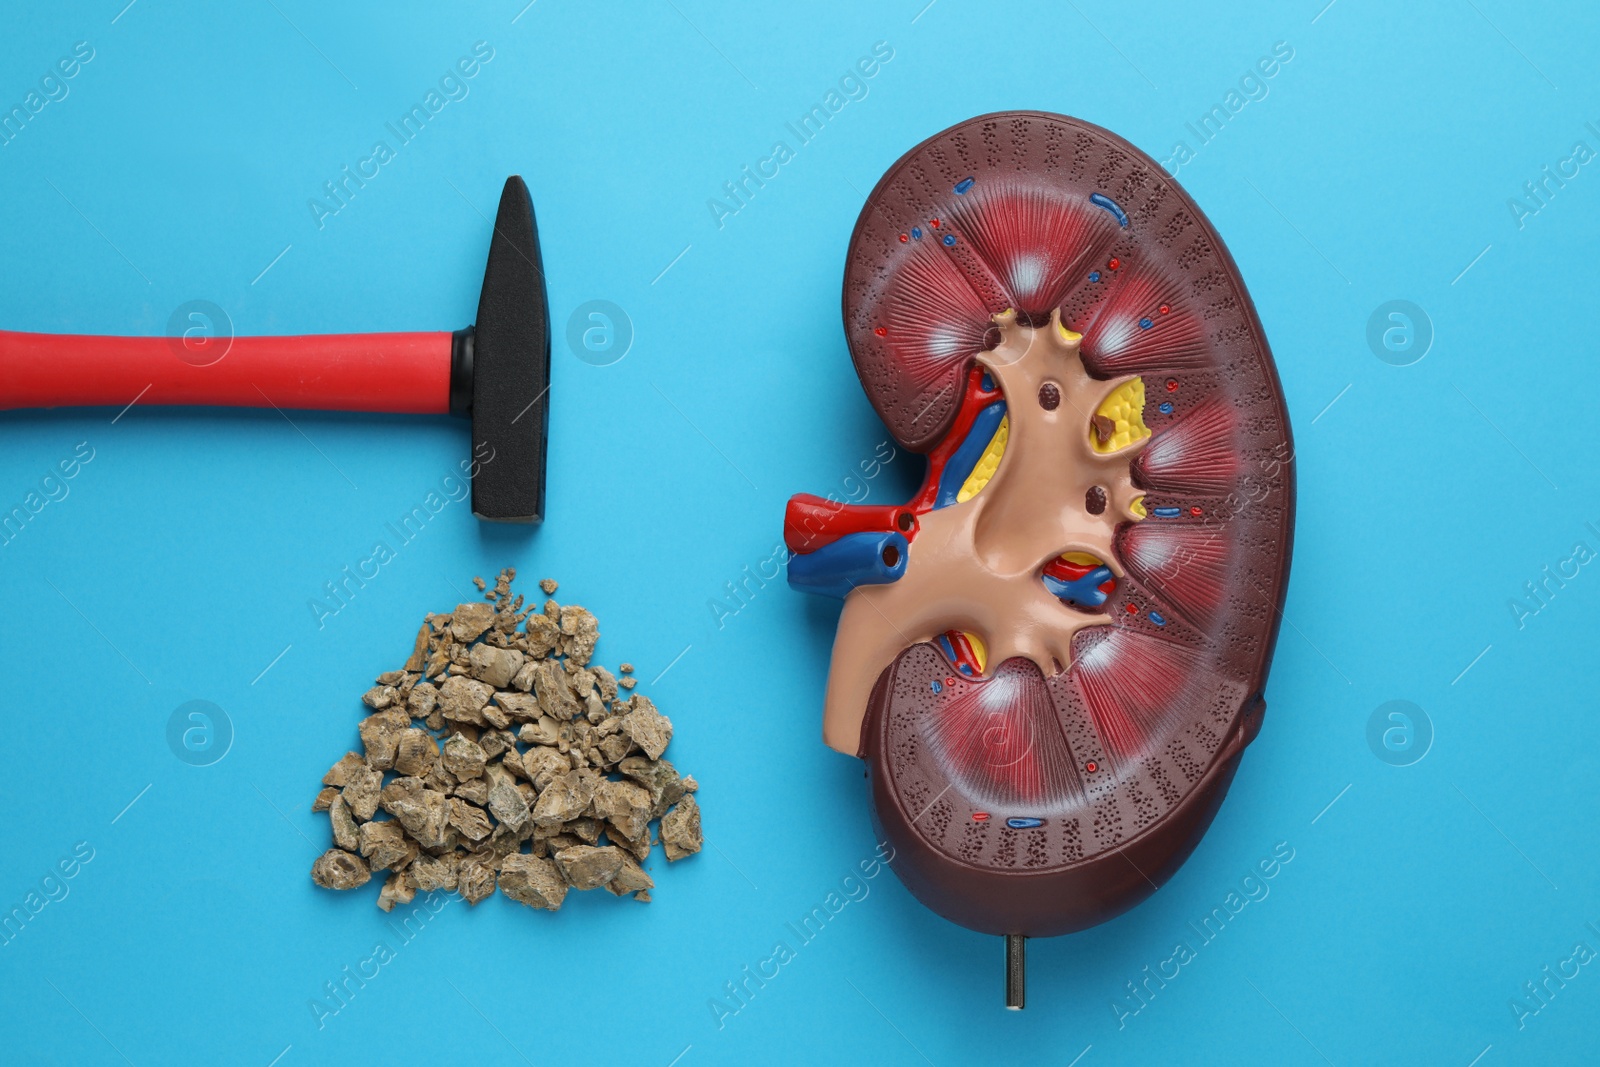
[1130,495,1147,519]
[956,415,1009,503]
[1060,551,1103,566]
[963,631,988,674]
[1091,378,1152,454]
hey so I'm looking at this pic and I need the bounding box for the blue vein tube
[786,530,909,599]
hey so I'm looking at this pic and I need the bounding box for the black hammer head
[449,176,549,523]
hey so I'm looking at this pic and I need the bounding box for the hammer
[0,176,550,523]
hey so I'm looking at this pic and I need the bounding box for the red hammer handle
[0,329,456,414]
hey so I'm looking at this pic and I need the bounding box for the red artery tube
[784,493,919,554]
[0,329,456,414]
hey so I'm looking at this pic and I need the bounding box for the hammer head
[454,175,549,523]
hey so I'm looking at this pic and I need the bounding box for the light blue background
[2,1,1597,1064]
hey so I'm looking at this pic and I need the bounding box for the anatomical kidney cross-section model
[784,112,1295,1007]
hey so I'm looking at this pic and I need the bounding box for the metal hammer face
[0,175,551,523]
[451,176,551,523]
